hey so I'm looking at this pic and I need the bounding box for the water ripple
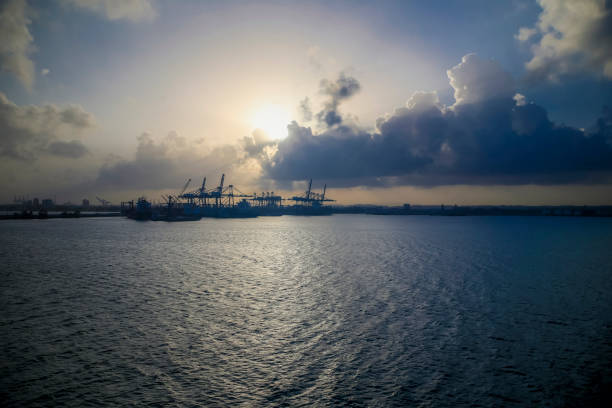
[1,215,612,407]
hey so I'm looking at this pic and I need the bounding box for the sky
[1,0,611,205]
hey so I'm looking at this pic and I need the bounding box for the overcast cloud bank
[247,54,612,187]
[0,92,94,160]
[95,132,240,191]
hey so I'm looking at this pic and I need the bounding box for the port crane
[289,179,334,207]
[179,177,208,206]
[251,191,283,207]
[124,174,334,220]
[179,174,252,207]
[96,196,111,207]
[161,178,192,203]
[179,178,191,196]
[178,175,333,209]
[223,184,253,207]
[200,177,206,196]
[213,174,224,207]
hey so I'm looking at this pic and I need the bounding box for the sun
[251,104,291,140]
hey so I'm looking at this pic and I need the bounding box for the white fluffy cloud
[405,91,440,113]
[0,92,95,159]
[0,0,35,90]
[517,0,612,81]
[61,0,156,22]
[513,93,527,106]
[447,54,515,106]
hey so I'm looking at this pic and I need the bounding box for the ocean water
[1,215,611,407]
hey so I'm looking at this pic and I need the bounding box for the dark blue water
[1,215,611,406]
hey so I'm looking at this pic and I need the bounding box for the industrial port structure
[5,175,612,220]
[121,175,335,220]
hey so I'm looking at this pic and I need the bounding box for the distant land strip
[2,204,611,220]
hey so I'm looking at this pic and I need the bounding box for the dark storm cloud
[257,55,612,186]
[316,73,361,127]
[593,105,612,139]
[95,132,239,191]
[0,91,95,160]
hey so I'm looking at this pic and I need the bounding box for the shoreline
[2,206,612,220]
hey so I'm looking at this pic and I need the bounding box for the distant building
[82,199,90,208]
[41,199,54,209]
[33,198,40,208]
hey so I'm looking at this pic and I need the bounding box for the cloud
[0,0,35,89]
[0,91,95,160]
[299,97,313,122]
[241,129,276,161]
[316,72,361,127]
[447,54,515,105]
[46,140,89,158]
[41,68,50,76]
[61,0,157,22]
[593,105,612,145]
[95,132,240,191]
[513,93,527,106]
[515,27,537,42]
[517,0,612,81]
[254,54,612,187]
[404,91,441,113]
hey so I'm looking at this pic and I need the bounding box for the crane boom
[218,174,225,194]
[96,196,111,206]
[306,179,312,200]
[179,178,191,195]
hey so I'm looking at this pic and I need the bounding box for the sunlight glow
[251,104,291,140]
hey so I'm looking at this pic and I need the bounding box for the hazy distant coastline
[2,204,612,220]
